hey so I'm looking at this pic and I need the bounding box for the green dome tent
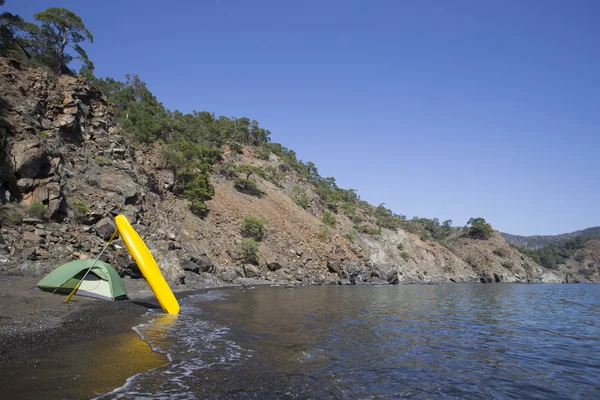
[37,259,127,301]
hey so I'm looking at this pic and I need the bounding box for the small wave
[98,290,252,399]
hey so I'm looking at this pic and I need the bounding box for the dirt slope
[1,59,597,286]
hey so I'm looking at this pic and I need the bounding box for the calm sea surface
[101,284,600,399]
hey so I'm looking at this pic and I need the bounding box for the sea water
[100,284,600,399]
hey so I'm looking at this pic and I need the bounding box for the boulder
[94,217,116,240]
[265,254,285,271]
[99,172,139,205]
[12,139,43,178]
[46,182,66,220]
[244,264,261,278]
[190,253,215,273]
[184,271,222,287]
[219,266,240,283]
[53,113,76,129]
[156,251,185,285]
[22,231,44,244]
[342,260,367,284]
[371,263,399,284]
[327,260,342,275]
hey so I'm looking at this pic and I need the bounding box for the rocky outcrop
[1,59,597,287]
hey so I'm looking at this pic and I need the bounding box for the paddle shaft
[64,229,119,303]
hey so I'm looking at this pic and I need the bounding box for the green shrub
[241,216,267,240]
[265,166,284,186]
[184,173,214,216]
[71,201,88,221]
[340,202,356,216]
[229,142,243,154]
[237,165,266,180]
[513,236,589,269]
[291,186,309,209]
[190,200,208,216]
[317,228,329,241]
[356,224,380,235]
[466,217,493,240]
[396,243,405,251]
[95,156,106,164]
[218,162,237,179]
[234,178,262,196]
[400,251,410,261]
[28,201,47,219]
[0,207,24,226]
[236,238,260,264]
[255,148,271,160]
[343,231,355,242]
[40,131,50,137]
[493,248,506,257]
[580,267,595,278]
[322,211,336,227]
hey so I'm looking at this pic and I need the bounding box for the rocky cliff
[1,59,598,286]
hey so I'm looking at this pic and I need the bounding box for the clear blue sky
[7,0,599,235]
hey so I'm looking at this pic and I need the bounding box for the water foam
[97,291,253,399]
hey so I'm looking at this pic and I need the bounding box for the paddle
[64,229,119,303]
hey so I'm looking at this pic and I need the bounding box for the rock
[54,113,76,128]
[99,172,139,205]
[156,251,185,285]
[371,263,399,284]
[160,169,175,190]
[244,264,261,278]
[189,253,215,273]
[22,231,44,244]
[16,178,35,192]
[33,229,46,237]
[12,139,43,178]
[19,260,52,277]
[219,266,240,283]
[94,217,116,240]
[327,260,342,275]
[181,259,200,273]
[184,271,222,287]
[342,260,366,284]
[265,254,285,271]
[22,217,44,224]
[21,247,37,260]
[41,119,53,130]
[540,272,562,283]
[386,269,399,284]
[46,182,66,220]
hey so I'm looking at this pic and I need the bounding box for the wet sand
[0,275,176,398]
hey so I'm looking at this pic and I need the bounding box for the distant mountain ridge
[501,227,600,249]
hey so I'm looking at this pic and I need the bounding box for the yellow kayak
[115,214,180,314]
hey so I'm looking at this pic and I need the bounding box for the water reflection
[200,284,600,399]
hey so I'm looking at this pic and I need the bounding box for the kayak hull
[115,214,180,314]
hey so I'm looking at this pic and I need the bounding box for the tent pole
[64,229,119,303]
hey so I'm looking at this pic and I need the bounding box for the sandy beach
[0,275,179,398]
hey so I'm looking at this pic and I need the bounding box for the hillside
[1,59,598,286]
[501,227,600,249]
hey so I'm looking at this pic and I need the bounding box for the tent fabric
[37,259,127,301]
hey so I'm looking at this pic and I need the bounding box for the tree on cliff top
[467,217,493,240]
[32,7,93,73]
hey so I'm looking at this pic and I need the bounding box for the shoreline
[0,275,194,398]
[0,275,163,363]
